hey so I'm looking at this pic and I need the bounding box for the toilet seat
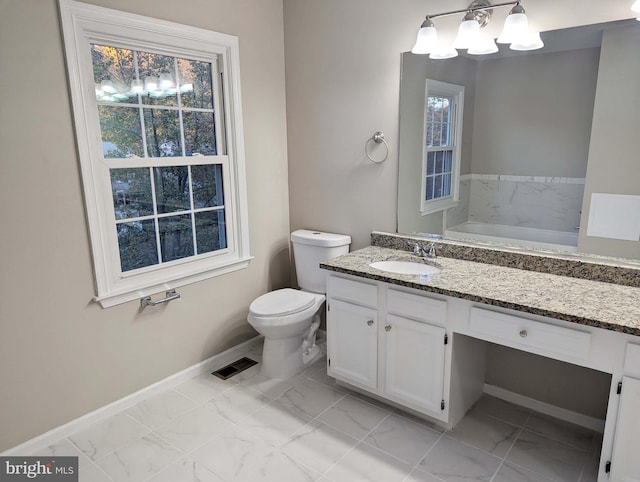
[249,288,316,317]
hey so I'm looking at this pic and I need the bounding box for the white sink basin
[369,260,441,276]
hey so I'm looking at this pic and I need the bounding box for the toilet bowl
[248,288,325,378]
[247,230,351,378]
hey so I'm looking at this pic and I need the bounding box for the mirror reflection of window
[421,80,464,215]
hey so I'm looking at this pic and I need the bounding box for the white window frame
[59,0,251,307]
[420,80,464,216]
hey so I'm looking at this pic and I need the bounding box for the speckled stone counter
[371,232,640,288]
[320,246,640,336]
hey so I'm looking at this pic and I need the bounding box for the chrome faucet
[412,242,437,259]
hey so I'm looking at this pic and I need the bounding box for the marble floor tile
[206,384,273,424]
[281,420,359,474]
[304,362,340,388]
[362,413,441,465]
[278,379,345,418]
[471,395,531,427]
[237,369,297,399]
[125,389,198,430]
[403,469,446,482]
[30,438,92,469]
[96,432,182,482]
[78,463,113,482]
[416,436,502,481]
[68,413,149,462]
[235,449,320,482]
[493,462,555,482]
[318,395,390,439]
[189,424,275,480]
[173,372,237,404]
[524,412,596,451]
[146,457,224,482]
[446,409,520,458]
[237,397,313,447]
[323,441,413,482]
[506,429,589,481]
[153,402,234,453]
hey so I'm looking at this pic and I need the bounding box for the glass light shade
[632,0,640,12]
[510,31,544,51]
[497,12,528,44]
[411,26,438,54]
[429,45,459,60]
[130,79,144,94]
[144,76,158,92]
[453,19,480,49]
[159,73,175,89]
[100,80,116,93]
[468,38,499,55]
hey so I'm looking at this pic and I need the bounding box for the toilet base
[260,336,320,378]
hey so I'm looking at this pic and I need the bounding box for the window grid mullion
[187,166,198,255]
[148,166,163,266]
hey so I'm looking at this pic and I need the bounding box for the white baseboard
[483,383,606,433]
[2,336,263,456]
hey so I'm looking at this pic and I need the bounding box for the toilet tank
[291,229,351,294]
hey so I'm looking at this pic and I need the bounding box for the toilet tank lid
[291,229,351,247]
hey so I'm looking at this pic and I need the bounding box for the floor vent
[211,357,258,380]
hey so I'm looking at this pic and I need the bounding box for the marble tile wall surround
[466,175,585,233]
[443,174,585,233]
[371,232,640,288]
[445,176,471,229]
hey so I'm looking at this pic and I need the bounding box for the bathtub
[445,222,579,252]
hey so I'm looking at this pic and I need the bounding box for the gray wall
[398,54,477,234]
[0,0,290,451]
[578,24,640,259]
[472,48,600,177]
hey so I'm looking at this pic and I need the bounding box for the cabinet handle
[385,325,392,332]
[519,330,528,338]
[367,320,374,326]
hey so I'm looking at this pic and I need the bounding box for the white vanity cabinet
[382,289,447,417]
[326,274,450,421]
[609,344,640,481]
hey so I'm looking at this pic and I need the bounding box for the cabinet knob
[367,320,374,326]
[519,330,528,338]
[385,325,392,332]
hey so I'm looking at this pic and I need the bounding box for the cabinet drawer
[328,275,377,307]
[387,289,446,324]
[469,307,591,360]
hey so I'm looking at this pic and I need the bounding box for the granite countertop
[320,246,640,336]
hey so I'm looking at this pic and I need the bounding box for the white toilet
[248,229,351,378]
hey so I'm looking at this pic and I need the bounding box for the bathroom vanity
[320,233,640,482]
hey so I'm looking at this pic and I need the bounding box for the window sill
[420,199,459,216]
[94,256,253,308]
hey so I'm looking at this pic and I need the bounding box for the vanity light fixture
[411,0,543,59]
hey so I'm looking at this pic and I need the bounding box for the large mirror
[398,19,640,261]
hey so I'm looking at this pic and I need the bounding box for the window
[420,80,464,215]
[60,0,250,307]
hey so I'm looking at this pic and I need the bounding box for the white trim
[483,383,605,433]
[59,0,251,307]
[1,336,263,456]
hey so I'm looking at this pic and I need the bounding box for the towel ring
[366,131,389,163]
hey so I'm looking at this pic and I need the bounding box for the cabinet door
[327,299,378,390]
[610,376,640,481]
[383,314,446,416]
